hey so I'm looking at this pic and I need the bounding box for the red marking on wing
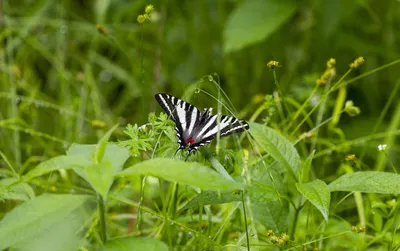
[185,137,195,145]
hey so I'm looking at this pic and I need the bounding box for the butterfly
[155,93,249,160]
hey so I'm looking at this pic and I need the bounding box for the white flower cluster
[377,144,387,151]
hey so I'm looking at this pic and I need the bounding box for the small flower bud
[143,13,150,21]
[350,57,365,69]
[92,120,106,129]
[327,58,336,68]
[145,4,154,14]
[96,24,108,36]
[344,100,360,116]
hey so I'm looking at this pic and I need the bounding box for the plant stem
[136,175,146,232]
[97,194,107,244]
[241,191,250,251]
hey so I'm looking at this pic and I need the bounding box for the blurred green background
[1,0,399,167]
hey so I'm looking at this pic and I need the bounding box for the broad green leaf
[84,161,114,198]
[297,179,330,221]
[209,156,234,181]
[0,178,35,201]
[249,161,287,232]
[223,0,297,53]
[252,200,289,233]
[100,237,168,251]
[23,155,91,181]
[96,123,119,163]
[248,181,278,203]
[249,122,300,180]
[67,143,129,174]
[250,161,287,194]
[67,144,129,189]
[0,194,95,251]
[328,171,400,194]
[179,190,242,212]
[301,150,315,182]
[119,158,241,190]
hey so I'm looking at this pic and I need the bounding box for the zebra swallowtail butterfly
[155,93,249,159]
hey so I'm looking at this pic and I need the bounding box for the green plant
[1,0,400,250]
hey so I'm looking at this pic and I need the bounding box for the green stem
[309,78,332,152]
[241,191,250,251]
[98,194,107,244]
[136,175,146,233]
[291,68,352,137]
[384,152,397,173]
[360,80,400,162]
[285,86,317,133]
[290,196,301,240]
[332,58,400,91]
[271,70,287,122]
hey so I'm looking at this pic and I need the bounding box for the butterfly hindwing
[155,93,249,156]
[190,114,249,149]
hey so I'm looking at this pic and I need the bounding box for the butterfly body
[155,93,249,158]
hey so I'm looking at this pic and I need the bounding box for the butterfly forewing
[155,93,249,155]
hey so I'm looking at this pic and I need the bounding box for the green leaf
[301,150,315,182]
[248,180,278,203]
[180,190,242,212]
[100,237,168,251]
[84,161,114,198]
[0,194,95,251]
[209,156,234,181]
[249,122,300,180]
[328,171,400,194]
[249,161,287,232]
[223,0,297,53]
[252,200,289,233]
[0,178,35,201]
[68,144,128,196]
[67,143,130,175]
[23,155,91,181]
[119,158,242,191]
[96,123,119,163]
[297,179,330,221]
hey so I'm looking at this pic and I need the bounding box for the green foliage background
[1,0,399,160]
[1,0,400,250]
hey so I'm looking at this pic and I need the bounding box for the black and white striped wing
[190,114,249,151]
[155,93,201,148]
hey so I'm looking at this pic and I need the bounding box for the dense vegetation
[1,0,400,250]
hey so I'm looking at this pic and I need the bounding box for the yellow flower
[345,154,356,161]
[266,60,280,69]
[137,15,146,24]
